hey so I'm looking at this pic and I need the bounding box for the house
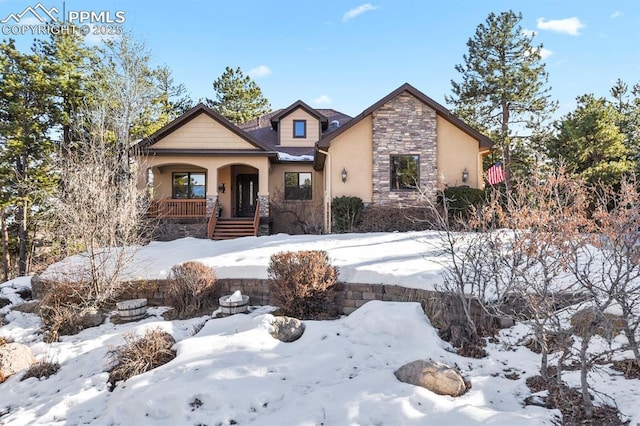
[134,83,493,239]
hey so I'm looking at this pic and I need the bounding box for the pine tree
[447,11,557,188]
[610,79,640,168]
[546,94,633,186]
[0,40,57,275]
[206,66,270,124]
[34,25,97,150]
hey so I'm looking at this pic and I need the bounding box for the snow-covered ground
[1,231,639,425]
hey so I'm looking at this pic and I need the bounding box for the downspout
[318,148,332,233]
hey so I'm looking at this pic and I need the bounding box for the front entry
[236,174,258,217]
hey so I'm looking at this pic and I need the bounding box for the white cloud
[248,65,271,78]
[611,11,622,18]
[522,28,537,37]
[536,17,585,36]
[342,4,378,22]
[540,47,553,59]
[312,95,332,106]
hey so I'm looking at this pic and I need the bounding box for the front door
[236,174,258,217]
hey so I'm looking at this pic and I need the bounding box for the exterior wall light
[341,167,348,183]
[218,183,226,193]
[462,168,469,183]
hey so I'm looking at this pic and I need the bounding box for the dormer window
[293,120,307,138]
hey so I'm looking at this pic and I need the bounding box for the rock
[78,308,105,329]
[12,301,39,314]
[394,359,468,397]
[0,343,35,382]
[269,316,305,342]
[571,308,624,339]
[0,298,10,308]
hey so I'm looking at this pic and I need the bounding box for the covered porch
[140,156,271,239]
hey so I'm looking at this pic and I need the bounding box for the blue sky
[2,0,639,119]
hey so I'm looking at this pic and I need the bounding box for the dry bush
[21,361,60,381]
[0,336,7,346]
[268,250,338,319]
[107,328,176,390]
[39,282,87,342]
[166,262,217,319]
[357,206,434,232]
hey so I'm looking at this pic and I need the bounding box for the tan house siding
[269,163,324,233]
[279,108,320,147]
[436,116,483,189]
[152,112,260,150]
[328,115,373,203]
[371,92,437,206]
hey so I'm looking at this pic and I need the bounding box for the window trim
[390,154,420,192]
[172,171,206,199]
[284,171,313,200]
[293,120,307,138]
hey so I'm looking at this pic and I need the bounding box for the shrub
[268,250,338,319]
[441,186,485,219]
[166,262,217,319]
[107,328,176,390]
[21,361,60,381]
[357,206,434,232]
[38,281,90,342]
[332,196,364,233]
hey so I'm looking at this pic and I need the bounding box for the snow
[227,290,244,303]
[1,231,639,424]
[41,232,453,290]
[277,152,314,162]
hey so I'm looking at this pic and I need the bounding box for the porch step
[212,219,256,240]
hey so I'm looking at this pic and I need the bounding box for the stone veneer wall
[371,92,438,206]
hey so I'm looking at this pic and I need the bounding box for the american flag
[486,162,505,185]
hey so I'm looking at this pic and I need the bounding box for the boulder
[394,359,468,397]
[269,316,305,342]
[12,301,39,314]
[0,343,35,382]
[571,307,624,339]
[78,308,105,329]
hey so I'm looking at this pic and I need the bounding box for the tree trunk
[579,335,594,419]
[501,101,511,194]
[17,201,28,276]
[1,213,10,281]
[623,321,640,369]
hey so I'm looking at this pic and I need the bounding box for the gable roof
[240,108,352,161]
[134,103,275,154]
[314,83,494,169]
[269,100,329,131]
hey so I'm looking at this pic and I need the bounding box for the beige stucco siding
[328,115,373,203]
[269,163,323,202]
[151,113,259,150]
[436,116,482,189]
[279,108,320,147]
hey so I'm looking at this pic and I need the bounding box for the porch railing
[252,198,260,236]
[148,199,207,218]
[207,198,219,239]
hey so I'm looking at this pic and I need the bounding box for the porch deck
[148,199,207,218]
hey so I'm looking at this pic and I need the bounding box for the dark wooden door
[236,174,258,217]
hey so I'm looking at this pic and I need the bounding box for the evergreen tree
[34,25,97,150]
[134,64,193,136]
[545,94,633,186]
[0,40,57,275]
[206,66,270,124]
[610,79,640,168]
[446,11,557,188]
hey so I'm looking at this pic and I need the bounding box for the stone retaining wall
[31,276,495,327]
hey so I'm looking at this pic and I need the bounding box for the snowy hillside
[1,232,639,425]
